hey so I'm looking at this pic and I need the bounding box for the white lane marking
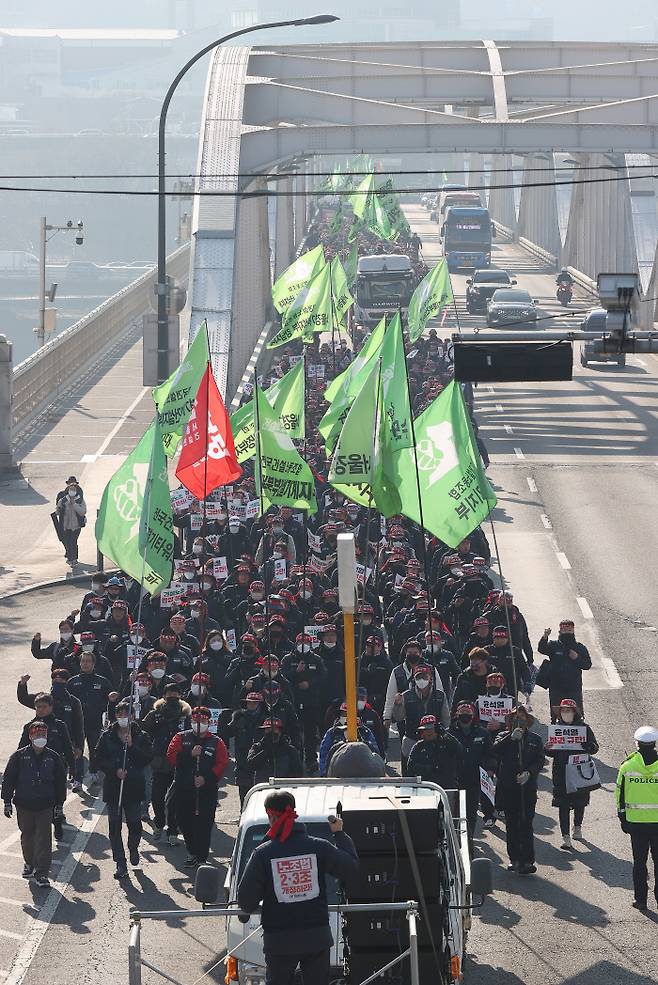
[0,932,24,943]
[541,514,552,529]
[484,385,495,393]
[601,656,624,689]
[0,874,30,883]
[495,403,504,413]
[634,357,647,367]
[3,797,105,985]
[504,424,514,434]
[576,596,594,620]
[0,897,33,908]
[526,477,538,493]
[0,834,23,854]
[514,447,525,459]
[92,386,149,460]
[80,454,96,463]
[556,552,572,570]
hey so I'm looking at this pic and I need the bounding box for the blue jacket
[319,724,379,776]
[237,822,358,954]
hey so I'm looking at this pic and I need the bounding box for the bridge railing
[11,245,190,437]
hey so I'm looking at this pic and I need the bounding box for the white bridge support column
[562,153,638,280]
[274,177,295,279]
[294,173,307,249]
[231,176,271,396]
[488,154,517,239]
[517,153,561,262]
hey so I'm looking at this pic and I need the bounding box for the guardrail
[11,244,190,436]
[229,321,272,413]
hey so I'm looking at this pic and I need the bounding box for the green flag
[255,386,317,515]
[379,312,414,453]
[349,173,374,220]
[268,263,333,349]
[319,316,387,454]
[328,361,380,486]
[230,359,304,462]
[271,245,325,314]
[366,191,393,241]
[152,323,210,458]
[96,419,174,594]
[344,243,358,289]
[270,357,305,440]
[407,260,454,343]
[330,255,354,320]
[391,380,496,547]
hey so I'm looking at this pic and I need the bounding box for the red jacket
[166,729,229,785]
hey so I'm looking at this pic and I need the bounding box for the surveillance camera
[66,220,73,228]
[77,220,83,230]
[75,234,84,246]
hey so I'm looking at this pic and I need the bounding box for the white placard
[246,499,260,519]
[171,487,193,513]
[230,504,247,522]
[190,513,202,531]
[304,625,322,641]
[307,529,322,552]
[204,501,225,519]
[126,644,148,670]
[212,556,228,581]
[208,709,221,735]
[226,628,237,651]
[355,563,373,586]
[480,767,496,805]
[547,725,587,749]
[274,558,288,581]
[160,587,183,608]
[477,696,514,723]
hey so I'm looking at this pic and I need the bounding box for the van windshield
[236,823,340,902]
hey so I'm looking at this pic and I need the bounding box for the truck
[441,207,496,272]
[214,776,492,985]
[354,255,416,327]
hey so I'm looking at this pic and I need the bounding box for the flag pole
[356,357,383,679]
[398,311,433,639]
[300,346,309,639]
[329,259,337,376]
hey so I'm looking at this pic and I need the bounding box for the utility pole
[36,217,84,350]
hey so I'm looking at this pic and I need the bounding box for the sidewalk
[0,327,153,597]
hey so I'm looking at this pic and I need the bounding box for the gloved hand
[3,803,12,818]
[618,811,631,834]
[511,728,524,742]
[516,771,530,785]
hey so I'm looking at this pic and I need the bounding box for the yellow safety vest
[616,752,658,823]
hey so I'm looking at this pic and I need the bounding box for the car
[466,269,517,313]
[486,288,538,327]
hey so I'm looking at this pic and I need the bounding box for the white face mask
[202,580,213,591]
[150,667,165,679]
[338,717,347,726]
[82,644,95,653]
[191,684,202,697]
[60,631,72,642]
[561,711,575,725]
[357,700,366,710]
[91,582,102,592]
[137,686,150,697]
[251,592,264,602]
[124,578,133,588]
[209,640,223,651]
[116,717,129,729]
[184,572,196,580]
[130,634,143,644]
[300,591,312,600]
[229,523,240,533]
[195,722,209,735]
[190,609,201,620]
[273,552,283,560]
[323,639,337,649]
[90,608,101,619]
[32,737,47,749]
[273,526,283,535]
[296,645,308,655]
[68,490,76,498]
[193,545,203,555]
[415,677,430,688]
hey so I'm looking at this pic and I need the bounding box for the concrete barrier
[11,245,190,437]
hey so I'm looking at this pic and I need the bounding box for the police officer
[237,789,358,985]
[615,725,658,910]
[494,706,545,875]
[166,706,229,868]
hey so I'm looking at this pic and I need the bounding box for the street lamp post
[156,14,339,384]
[37,217,84,349]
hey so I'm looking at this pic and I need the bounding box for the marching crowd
[3,217,657,916]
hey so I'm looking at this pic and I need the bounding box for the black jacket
[224,709,261,768]
[141,698,192,772]
[494,728,545,788]
[2,745,67,811]
[449,723,495,787]
[67,672,113,725]
[237,822,358,954]
[18,713,75,772]
[17,682,84,750]
[406,733,462,788]
[537,636,592,698]
[94,723,153,804]
[246,735,303,783]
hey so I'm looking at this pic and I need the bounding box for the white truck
[212,777,491,985]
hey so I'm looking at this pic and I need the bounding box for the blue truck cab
[441,206,496,272]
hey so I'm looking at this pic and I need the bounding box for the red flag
[175,364,242,498]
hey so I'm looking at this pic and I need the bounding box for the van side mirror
[194,864,225,904]
[511,279,517,285]
[470,857,493,898]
